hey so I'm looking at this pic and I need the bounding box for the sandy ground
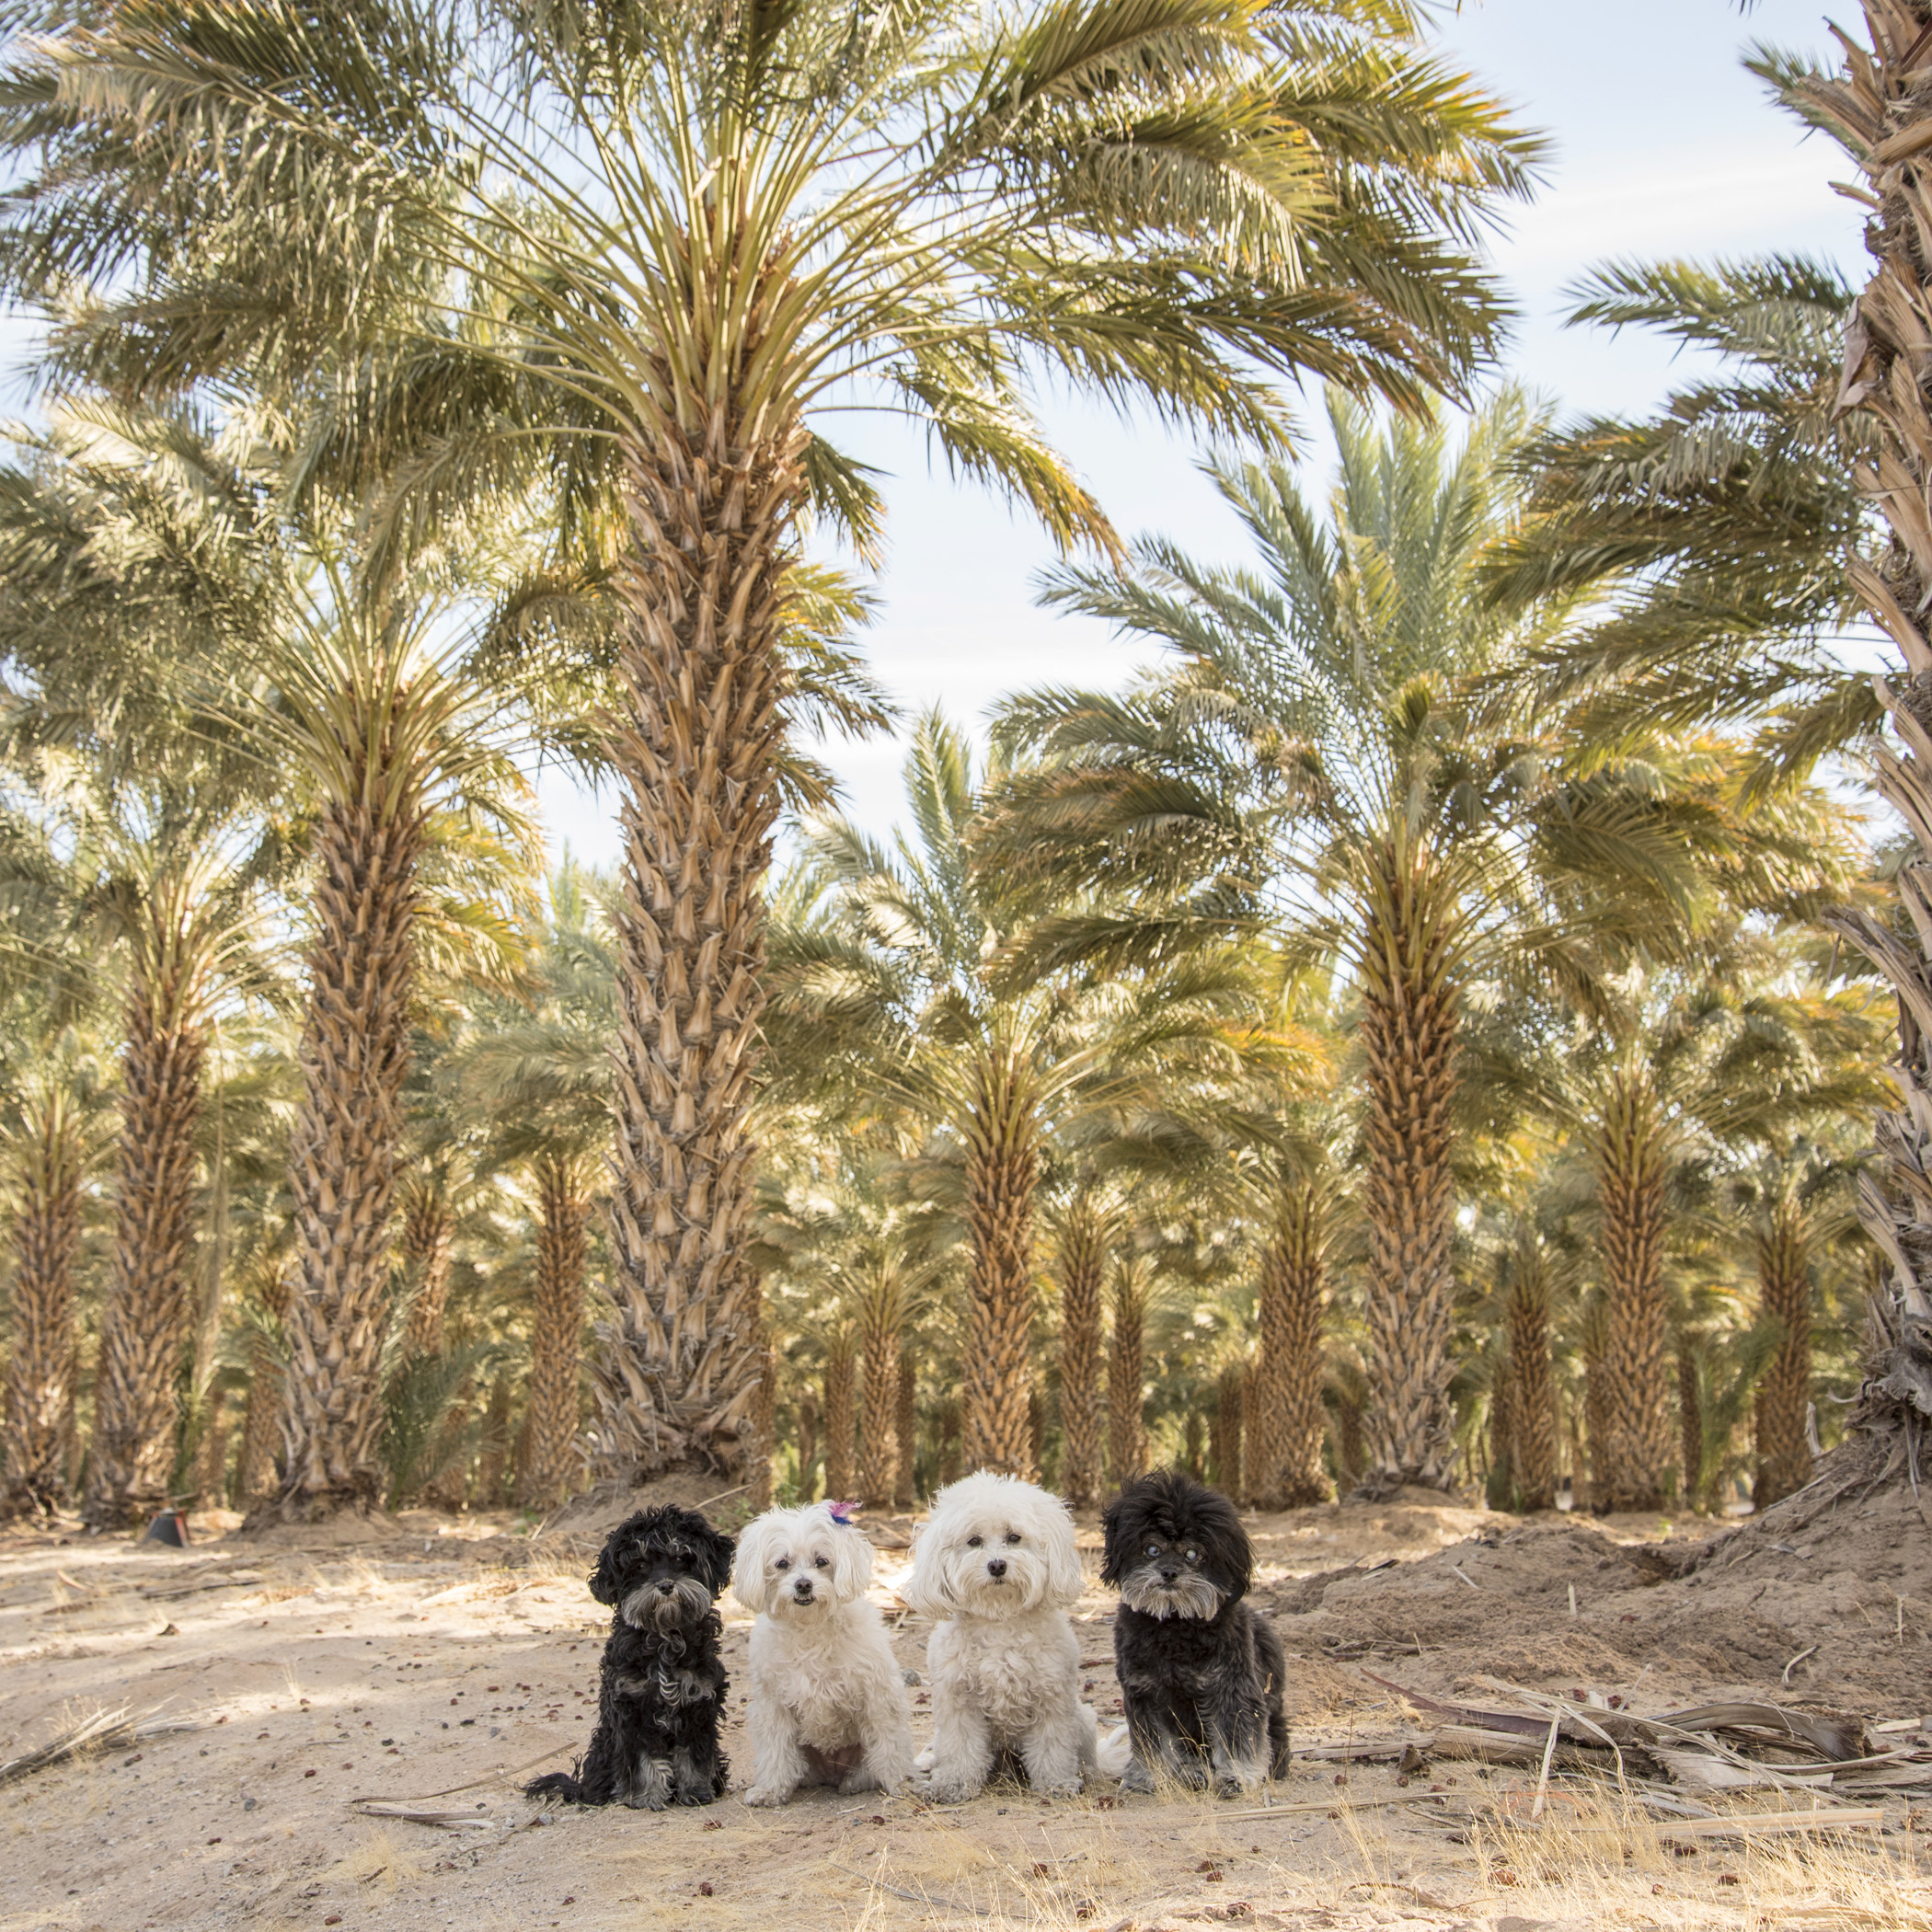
[3,1478,1929,1932]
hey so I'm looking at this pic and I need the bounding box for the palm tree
[454,865,618,1510]
[768,712,1273,1476]
[0,0,1539,1487]
[1108,1253,1153,1488]
[1499,1233,1558,1512]
[0,1021,107,1517]
[1780,1,1932,1478]
[993,393,1725,1494]
[1485,252,1872,777]
[1049,1181,1111,1509]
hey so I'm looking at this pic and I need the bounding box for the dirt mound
[1256,1461,1932,1718]
[536,1468,757,1540]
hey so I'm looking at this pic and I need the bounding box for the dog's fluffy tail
[524,1767,588,1804]
[1075,1704,1133,1778]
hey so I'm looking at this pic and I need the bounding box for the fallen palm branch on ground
[1328,1672,1932,1795]
[0,1706,197,1786]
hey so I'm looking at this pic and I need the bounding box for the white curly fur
[901,1472,1113,1802]
[730,1502,914,1807]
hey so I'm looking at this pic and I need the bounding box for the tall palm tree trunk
[236,1266,290,1502]
[401,1187,455,1358]
[1504,1248,1557,1512]
[1488,1355,1515,1504]
[1056,1194,1106,1509]
[2,1089,84,1517]
[893,1350,916,1508]
[1107,1258,1148,1488]
[1675,1332,1705,1512]
[1593,1064,1674,1512]
[1214,1361,1246,1497]
[961,1047,1041,1477]
[794,1381,819,1502]
[1250,1182,1332,1509]
[270,790,424,1521]
[749,1324,776,1512]
[595,411,806,1484]
[1754,1199,1814,1508]
[1357,845,1461,1495]
[1580,1294,1613,1513]
[823,1337,857,1502]
[1815,8,1932,1469]
[522,1158,590,1509]
[476,1374,512,1506]
[87,973,205,1527]
[857,1269,902,1509]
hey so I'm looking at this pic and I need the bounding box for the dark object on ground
[1101,1470,1291,1795]
[523,1504,735,1809]
[141,1510,190,1547]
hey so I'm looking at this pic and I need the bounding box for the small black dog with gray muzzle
[524,1504,735,1809]
[1100,1469,1290,1797]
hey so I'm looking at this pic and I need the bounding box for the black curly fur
[1101,1470,1290,1796]
[523,1505,735,1809]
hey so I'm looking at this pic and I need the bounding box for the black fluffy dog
[1100,1469,1291,1797]
[525,1504,735,1809]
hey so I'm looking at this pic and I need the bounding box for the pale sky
[536,0,1868,867]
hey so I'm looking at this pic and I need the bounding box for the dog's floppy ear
[694,1518,736,1598]
[1098,1492,1129,1589]
[587,1537,625,1606]
[895,1527,953,1619]
[1041,1497,1087,1610]
[730,1513,776,1614]
[827,1511,875,1600]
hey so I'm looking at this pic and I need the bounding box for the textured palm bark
[1504,1259,1558,1512]
[1487,1357,1515,1503]
[522,1158,591,1509]
[1754,1200,1815,1508]
[1593,1066,1674,1512]
[476,1374,513,1507]
[960,1048,1041,1478]
[893,1349,916,1507]
[1213,1361,1246,1497]
[1251,1184,1333,1509]
[268,793,423,1522]
[794,1382,819,1501]
[1056,1197,1106,1509]
[749,1330,776,1512]
[1580,1294,1613,1513]
[823,1340,857,1503]
[857,1272,901,1509]
[594,404,805,1485]
[1,1092,83,1517]
[236,1268,291,1502]
[1813,5,1932,1461]
[194,1390,231,1507]
[400,1188,455,1359]
[87,974,206,1528]
[1333,1386,1363,1489]
[1107,1260,1148,1489]
[1676,1335,1705,1512]
[1357,846,1461,1495]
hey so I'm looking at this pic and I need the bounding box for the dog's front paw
[1213,1774,1256,1800]
[1039,1778,1083,1800]
[742,1785,788,1808]
[621,1790,670,1811]
[837,1770,883,1796]
[1119,1760,1156,1795]
[924,1777,982,1805]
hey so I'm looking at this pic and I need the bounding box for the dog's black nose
[986,1558,1007,1578]
[1161,1569,1179,1584]
[657,1580,674,1595]
[793,1578,813,1598]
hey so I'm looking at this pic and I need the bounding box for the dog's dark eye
[966,1535,983,1548]
[1003,1532,1021,1546]
[1145,1543,1161,1558]
[813,1554,828,1568]
[775,1557,790,1571]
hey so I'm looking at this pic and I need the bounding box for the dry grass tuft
[333,1828,425,1893]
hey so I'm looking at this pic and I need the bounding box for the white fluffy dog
[730,1501,914,1807]
[901,1471,1119,1802]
